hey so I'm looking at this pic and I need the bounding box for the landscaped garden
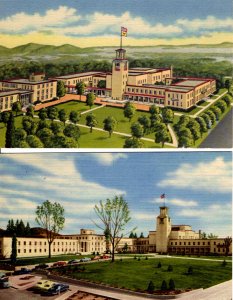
[50,257,232,293]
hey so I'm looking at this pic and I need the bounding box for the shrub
[167,265,173,272]
[169,279,175,290]
[134,256,137,260]
[157,262,162,268]
[161,280,167,290]
[145,256,148,260]
[147,280,155,292]
[187,266,193,275]
[222,260,227,267]
[137,258,141,261]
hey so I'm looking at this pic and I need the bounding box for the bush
[161,280,167,290]
[157,262,162,268]
[145,256,148,260]
[137,258,141,261]
[222,260,227,267]
[169,279,175,290]
[147,280,155,292]
[167,265,173,272]
[187,266,193,275]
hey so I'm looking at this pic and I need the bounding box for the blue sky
[0,0,232,47]
[0,152,231,237]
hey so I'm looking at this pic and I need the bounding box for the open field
[51,258,232,291]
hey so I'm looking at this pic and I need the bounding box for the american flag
[160,193,165,199]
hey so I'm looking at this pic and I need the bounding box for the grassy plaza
[51,257,232,292]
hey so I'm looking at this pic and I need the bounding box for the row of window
[18,240,76,246]
[127,88,165,96]
[67,77,92,85]
[170,241,210,246]
[18,248,75,254]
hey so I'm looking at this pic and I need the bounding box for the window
[24,241,26,245]
[18,249,20,253]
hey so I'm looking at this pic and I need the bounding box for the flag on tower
[160,193,165,199]
[121,27,128,37]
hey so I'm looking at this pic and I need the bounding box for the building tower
[111,48,129,100]
[156,206,171,253]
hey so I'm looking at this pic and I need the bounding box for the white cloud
[91,153,127,166]
[158,157,232,193]
[154,197,198,207]
[0,6,80,33]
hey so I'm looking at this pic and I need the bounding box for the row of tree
[6,219,31,237]
[175,94,231,147]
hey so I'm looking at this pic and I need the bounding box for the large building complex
[0,48,216,113]
[0,206,230,259]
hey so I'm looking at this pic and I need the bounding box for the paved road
[199,108,233,148]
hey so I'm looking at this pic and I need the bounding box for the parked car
[68,259,80,264]
[34,263,49,270]
[13,268,31,275]
[0,273,9,288]
[35,280,55,291]
[46,283,69,295]
[101,255,110,259]
[80,257,91,262]
[53,261,67,267]
[92,256,101,260]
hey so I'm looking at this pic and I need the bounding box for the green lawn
[51,258,232,291]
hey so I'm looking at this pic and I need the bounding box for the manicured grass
[186,106,203,115]
[197,101,211,107]
[52,258,232,291]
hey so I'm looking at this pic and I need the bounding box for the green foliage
[224,79,232,92]
[131,122,144,138]
[215,100,227,113]
[140,232,144,238]
[12,101,22,116]
[195,117,208,135]
[76,82,86,99]
[169,279,175,290]
[57,80,66,98]
[124,102,136,121]
[123,137,144,148]
[103,116,117,137]
[58,109,67,125]
[22,116,38,135]
[26,106,34,118]
[161,280,167,290]
[1,111,10,126]
[157,262,162,268]
[94,195,132,262]
[162,108,174,124]
[138,115,151,134]
[155,123,170,147]
[35,200,65,258]
[210,106,222,121]
[10,234,17,265]
[38,108,48,120]
[222,94,232,106]
[50,122,64,134]
[97,80,106,89]
[69,111,80,124]
[222,260,227,267]
[86,92,96,108]
[47,106,58,121]
[63,124,80,141]
[206,110,216,125]
[147,280,155,292]
[37,119,50,131]
[86,113,98,132]
[149,105,160,115]
[37,128,54,147]
[26,135,44,148]
[187,266,193,275]
[167,265,173,272]
[5,112,16,147]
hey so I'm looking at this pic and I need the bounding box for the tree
[69,111,80,124]
[124,102,136,122]
[140,232,144,238]
[37,119,50,131]
[37,128,54,147]
[14,128,27,145]
[47,106,58,122]
[103,116,117,137]
[187,119,201,144]
[196,117,208,136]
[1,111,10,127]
[97,80,106,88]
[26,135,44,148]
[35,200,65,258]
[131,122,144,139]
[206,110,216,125]
[201,113,212,129]
[17,220,26,236]
[224,237,232,256]
[10,233,17,265]
[12,101,22,116]
[155,123,170,147]
[86,113,98,132]
[187,266,193,275]
[162,108,174,124]
[147,281,155,292]
[5,112,15,148]
[26,106,34,118]
[86,92,96,108]
[149,105,160,115]
[64,124,80,142]
[50,122,64,135]
[138,115,151,135]
[178,128,193,147]
[207,233,218,238]
[6,219,15,236]
[22,116,37,135]
[157,262,162,268]
[215,100,227,113]
[222,95,231,107]
[58,109,67,125]
[167,265,173,272]
[38,108,48,120]
[224,79,232,93]
[129,232,135,238]
[124,137,144,148]
[104,227,111,253]
[94,195,133,262]
[210,106,222,121]
[57,80,66,98]
[25,222,31,236]
[200,232,207,239]
[122,243,128,253]
[161,280,167,291]
[169,279,175,290]
[76,81,86,100]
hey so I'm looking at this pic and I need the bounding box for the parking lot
[0,287,58,300]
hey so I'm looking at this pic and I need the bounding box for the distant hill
[0,42,232,56]
[0,227,62,238]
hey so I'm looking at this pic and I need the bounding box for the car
[80,257,91,262]
[101,255,110,259]
[92,256,101,260]
[53,261,67,267]
[13,268,31,275]
[68,259,80,264]
[46,283,69,295]
[35,280,55,291]
[0,273,10,289]
[34,263,49,270]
